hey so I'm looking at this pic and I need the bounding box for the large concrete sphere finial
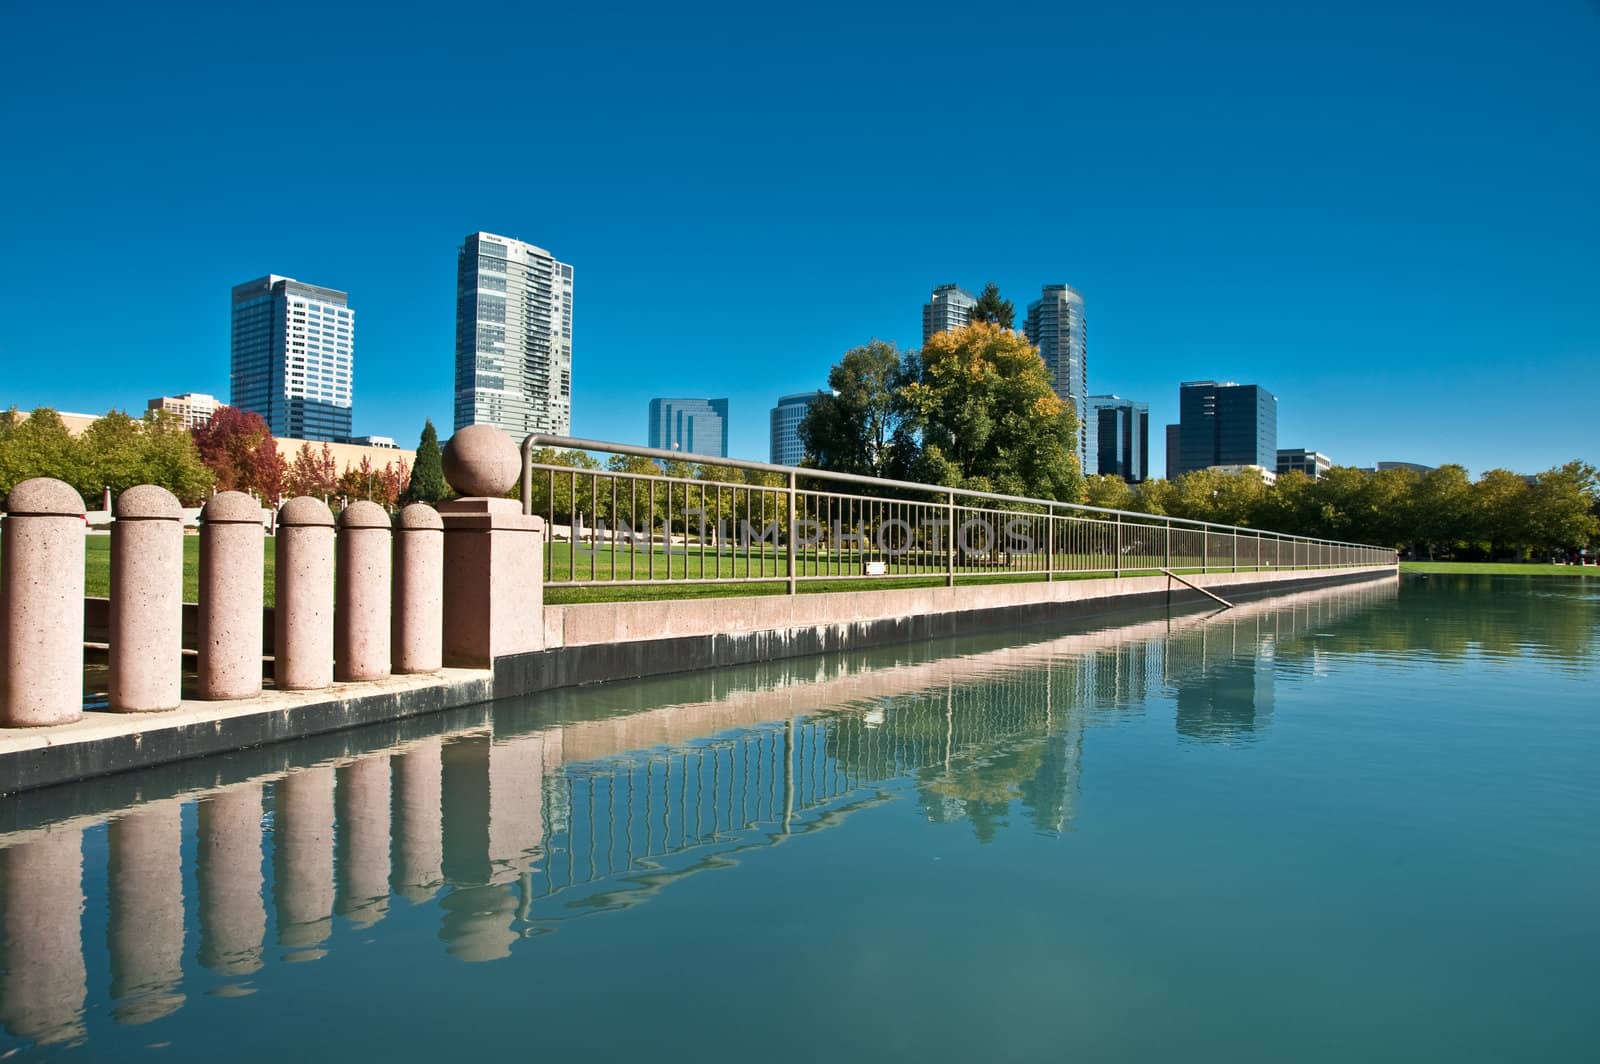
[442,425,520,498]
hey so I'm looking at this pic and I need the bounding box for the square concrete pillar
[439,498,544,668]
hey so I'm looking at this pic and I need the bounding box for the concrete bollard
[1,477,86,727]
[275,497,335,691]
[392,504,443,674]
[109,485,184,712]
[336,501,392,682]
[197,492,265,700]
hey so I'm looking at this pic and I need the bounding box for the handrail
[520,433,1392,553]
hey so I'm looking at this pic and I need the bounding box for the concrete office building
[1174,381,1277,476]
[1023,284,1089,462]
[1087,395,1149,482]
[454,232,573,437]
[770,391,824,466]
[1277,449,1332,480]
[147,393,221,431]
[647,398,729,458]
[922,284,977,344]
[231,276,354,442]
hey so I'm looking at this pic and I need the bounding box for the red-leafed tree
[285,441,340,498]
[191,406,285,500]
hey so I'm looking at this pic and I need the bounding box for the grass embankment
[1399,561,1597,577]
[55,536,1201,606]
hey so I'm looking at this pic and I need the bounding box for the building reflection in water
[0,578,1397,1051]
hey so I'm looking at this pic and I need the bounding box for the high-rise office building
[1276,449,1332,480]
[454,232,573,437]
[230,275,354,442]
[147,392,221,431]
[1023,284,1088,462]
[1087,395,1149,482]
[647,398,729,457]
[770,391,824,465]
[922,284,976,344]
[1174,380,1278,476]
[1165,424,1182,481]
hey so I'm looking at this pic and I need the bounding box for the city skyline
[1,3,1595,477]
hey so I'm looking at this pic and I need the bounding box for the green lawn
[80,535,280,604]
[1399,561,1597,576]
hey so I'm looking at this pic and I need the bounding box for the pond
[1,573,1595,1061]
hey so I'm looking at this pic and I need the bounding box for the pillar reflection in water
[0,826,87,1046]
[391,737,444,902]
[107,802,185,1024]
[197,782,266,978]
[335,756,391,928]
[273,766,335,960]
[437,730,552,962]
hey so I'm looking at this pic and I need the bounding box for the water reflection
[8,573,1591,1052]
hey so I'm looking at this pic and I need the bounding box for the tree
[968,282,1015,330]
[138,409,214,504]
[286,442,339,499]
[0,407,87,497]
[901,323,1082,501]
[78,410,145,499]
[1472,469,1533,559]
[798,340,914,479]
[406,419,448,503]
[191,406,284,500]
[1083,474,1135,511]
[1409,464,1473,559]
[1525,461,1600,557]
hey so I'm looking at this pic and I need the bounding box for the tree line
[1,406,452,511]
[795,291,1597,560]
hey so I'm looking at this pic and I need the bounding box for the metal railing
[520,435,1397,591]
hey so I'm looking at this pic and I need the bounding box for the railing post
[1201,527,1208,574]
[1164,519,1171,570]
[1232,531,1238,573]
[1114,516,1122,578]
[946,491,956,587]
[786,470,797,595]
[1046,508,1055,582]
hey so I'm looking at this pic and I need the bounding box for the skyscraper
[647,398,729,458]
[1175,381,1278,476]
[230,275,354,442]
[454,232,573,437]
[770,391,823,465]
[922,284,976,344]
[1087,395,1149,482]
[1165,424,1182,481]
[1023,284,1088,462]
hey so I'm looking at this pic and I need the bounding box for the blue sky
[1,0,1596,476]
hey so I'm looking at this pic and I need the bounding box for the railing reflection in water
[0,577,1397,1048]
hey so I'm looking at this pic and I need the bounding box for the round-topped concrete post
[1,478,86,726]
[109,485,184,712]
[336,501,391,682]
[197,492,265,700]
[274,497,335,691]
[392,503,443,674]
[439,426,545,668]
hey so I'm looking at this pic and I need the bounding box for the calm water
[2,574,1596,1061]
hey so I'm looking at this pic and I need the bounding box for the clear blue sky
[2,1,1595,476]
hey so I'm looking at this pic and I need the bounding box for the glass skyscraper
[230,275,354,442]
[922,284,976,345]
[1087,395,1149,482]
[1175,381,1278,476]
[1023,284,1088,463]
[648,398,730,458]
[769,391,823,465]
[454,232,573,437]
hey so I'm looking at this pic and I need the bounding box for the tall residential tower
[454,232,573,437]
[922,284,976,344]
[230,275,354,442]
[1023,284,1088,463]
